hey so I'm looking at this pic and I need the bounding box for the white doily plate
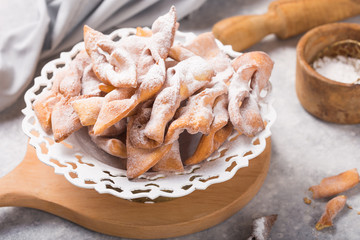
[22,29,276,201]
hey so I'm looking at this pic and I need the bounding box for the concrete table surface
[1,0,360,239]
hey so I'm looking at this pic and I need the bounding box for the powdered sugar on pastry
[128,102,162,149]
[84,6,176,90]
[84,27,137,88]
[210,94,230,131]
[126,114,173,179]
[170,32,233,84]
[227,68,254,135]
[232,51,273,96]
[184,32,231,74]
[185,94,232,165]
[144,56,214,143]
[51,96,89,142]
[34,51,92,135]
[148,6,177,62]
[33,90,62,133]
[165,81,227,144]
[57,50,91,97]
[81,64,102,96]
[228,52,273,136]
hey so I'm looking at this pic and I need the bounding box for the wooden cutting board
[0,138,271,239]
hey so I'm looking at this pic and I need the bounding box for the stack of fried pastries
[33,7,274,179]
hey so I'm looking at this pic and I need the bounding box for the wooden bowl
[296,23,360,124]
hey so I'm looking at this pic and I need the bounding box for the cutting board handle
[213,0,360,51]
[0,145,39,207]
[0,140,272,238]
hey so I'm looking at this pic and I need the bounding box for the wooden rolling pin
[212,0,360,51]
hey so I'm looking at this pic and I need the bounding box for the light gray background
[1,0,360,239]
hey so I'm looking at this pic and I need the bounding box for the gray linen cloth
[0,0,206,111]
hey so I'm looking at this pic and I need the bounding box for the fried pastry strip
[144,56,214,143]
[84,26,137,88]
[228,51,273,136]
[72,87,135,128]
[170,32,230,73]
[126,113,173,179]
[185,95,233,165]
[164,81,227,144]
[309,168,359,199]
[128,103,162,149]
[92,59,165,134]
[51,96,90,142]
[89,120,126,137]
[148,6,177,62]
[72,97,104,126]
[183,32,231,74]
[52,50,90,97]
[34,51,92,133]
[232,51,274,96]
[81,65,102,96]
[169,32,233,85]
[90,135,127,158]
[33,91,62,133]
[168,45,196,61]
[316,195,347,231]
[88,121,127,158]
[126,142,172,179]
[152,140,183,172]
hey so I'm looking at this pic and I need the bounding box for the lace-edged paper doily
[22,29,276,201]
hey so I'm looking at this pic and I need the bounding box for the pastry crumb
[303,197,312,205]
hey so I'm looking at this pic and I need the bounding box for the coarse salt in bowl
[22,28,276,201]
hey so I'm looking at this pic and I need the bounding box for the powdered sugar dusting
[212,94,229,128]
[248,215,278,240]
[144,56,213,143]
[164,81,227,144]
[81,65,102,96]
[228,52,273,136]
[184,32,231,74]
[150,6,177,61]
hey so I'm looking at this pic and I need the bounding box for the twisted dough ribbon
[228,51,274,136]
